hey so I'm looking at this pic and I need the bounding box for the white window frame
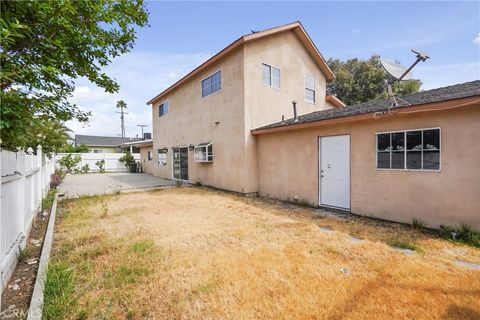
[171,146,189,181]
[159,100,169,117]
[201,69,222,98]
[157,149,167,166]
[305,74,315,104]
[194,142,213,163]
[375,127,441,172]
[262,63,280,89]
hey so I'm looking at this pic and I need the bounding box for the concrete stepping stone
[393,248,416,256]
[347,235,364,243]
[319,226,333,233]
[454,260,480,270]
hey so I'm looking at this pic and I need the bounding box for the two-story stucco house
[146,21,341,193]
[146,21,480,229]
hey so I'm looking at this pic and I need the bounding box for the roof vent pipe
[292,101,298,122]
[281,115,285,123]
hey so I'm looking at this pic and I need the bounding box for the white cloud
[66,51,211,138]
[474,33,480,45]
[352,29,360,34]
[414,61,480,90]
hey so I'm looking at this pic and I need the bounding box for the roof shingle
[75,135,138,147]
[253,80,480,132]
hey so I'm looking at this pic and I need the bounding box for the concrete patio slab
[58,173,175,198]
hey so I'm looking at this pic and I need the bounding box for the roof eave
[146,21,335,105]
[146,37,245,105]
[251,96,480,135]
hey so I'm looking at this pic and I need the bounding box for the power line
[137,124,147,138]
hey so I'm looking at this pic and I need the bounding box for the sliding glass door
[173,147,188,180]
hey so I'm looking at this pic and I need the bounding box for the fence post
[16,150,27,235]
[37,145,43,209]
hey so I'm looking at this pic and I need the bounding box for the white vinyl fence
[55,152,140,172]
[1,146,55,291]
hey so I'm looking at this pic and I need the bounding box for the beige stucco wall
[150,30,332,193]
[151,47,247,192]
[241,31,333,192]
[256,105,480,229]
[140,146,154,174]
[244,31,330,129]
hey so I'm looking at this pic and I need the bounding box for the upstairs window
[263,63,280,89]
[201,70,221,97]
[305,74,315,103]
[147,150,152,161]
[376,128,440,171]
[159,101,169,117]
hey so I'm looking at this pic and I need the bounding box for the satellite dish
[381,59,413,81]
[377,49,430,111]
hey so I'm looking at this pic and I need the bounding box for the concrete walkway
[58,173,175,198]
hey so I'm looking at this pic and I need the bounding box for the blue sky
[68,1,480,138]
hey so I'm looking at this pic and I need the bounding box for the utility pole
[115,100,128,137]
[137,124,147,139]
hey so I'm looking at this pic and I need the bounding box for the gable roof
[146,21,334,105]
[75,135,138,147]
[252,80,480,134]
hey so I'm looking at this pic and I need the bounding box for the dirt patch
[1,211,50,318]
[46,187,480,319]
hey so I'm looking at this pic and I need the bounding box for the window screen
[305,74,315,103]
[201,70,221,97]
[159,101,169,117]
[262,63,280,89]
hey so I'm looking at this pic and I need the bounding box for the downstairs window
[376,128,440,171]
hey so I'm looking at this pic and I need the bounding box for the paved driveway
[58,173,175,198]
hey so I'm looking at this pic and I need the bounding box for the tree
[0,0,149,151]
[116,100,127,110]
[29,119,73,156]
[116,100,127,137]
[58,154,81,173]
[119,151,136,167]
[61,144,91,153]
[326,55,421,106]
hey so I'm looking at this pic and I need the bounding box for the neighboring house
[123,139,154,174]
[146,21,480,229]
[75,134,141,153]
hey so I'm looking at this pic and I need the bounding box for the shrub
[50,174,62,188]
[95,159,105,173]
[119,151,136,167]
[387,238,419,251]
[58,154,81,173]
[412,218,426,230]
[175,180,182,188]
[441,224,480,248]
[81,164,89,174]
[61,144,90,153]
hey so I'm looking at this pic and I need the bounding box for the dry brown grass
[50,187,480,319]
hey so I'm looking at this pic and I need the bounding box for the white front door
[319,135,350,210]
